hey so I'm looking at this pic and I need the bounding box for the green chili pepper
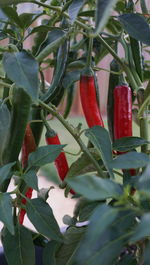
[41,39,69,104]
[63,83,75,119]
[107,59,120,141]
[1,87,31,191]
[30,106,43,146]
[51,84,66,107]
[130,37,143,82]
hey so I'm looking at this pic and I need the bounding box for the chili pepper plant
[0,0,150,264]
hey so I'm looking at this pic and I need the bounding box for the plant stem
[30,0,62,12]
[0,81,12,88]
[86,36,93,68]
[138,95,150,118]
[140,114,149,154]
[140,0,148,14]
[39,100,105,177]
[97,35,140,91]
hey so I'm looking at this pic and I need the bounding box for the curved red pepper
[19,124,36,225]
[46,132,69,182]
[46,129,74,194]
[80,75,104,128]
[113,85,136,194]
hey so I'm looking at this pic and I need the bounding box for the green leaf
[19,12,43,30]
[113,137,149,152]
[84,204,119,244]
[0,101,11,161]
[118,13,150,45]
[27,145,65,170]
[85,126,114,178]
[36,29,67,62]
[2,6,22,28]
[76,199,101,222]
[76,208,135,265]
[55,226,86,265]
[26,198,63,242]
[3,51,39,103]
[136,165,150,192]
[2,224,35,265]
[130,213,150,242]
[23,169,39,191]
[62,70,81,89]
[66,175,122,200]
[38,188,51,201]
[68,0,86,24]
[0,162,15,187]
[66,150,100,179]
[94,0,119,36]
[0,193,14,235]
[109,151,150,169]
[29,25,58,35]
[43,241,61,265]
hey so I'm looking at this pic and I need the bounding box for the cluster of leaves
[0,0,150,265]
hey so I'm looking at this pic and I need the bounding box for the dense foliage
[0,0,150,264]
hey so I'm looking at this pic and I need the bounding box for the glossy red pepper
[46,129,69,182]
[114,85,132,139]
[19,123,36,225]
[45,129,74,194]
[113,85,136,194]
[80,74,104,128]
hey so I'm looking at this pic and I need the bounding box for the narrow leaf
[109,151,150,169]
[0,193,14,235]
[68,0,85,24]
[66,175,122,200]
[0,162,15,187]
[76,209,135,265]
[85,126,114,178]
[94,0,119,36]
[62,70,81,90]
[118,13,150,45]
[3,51,39,103]
[2,225,35,265]
[26,198,63,242]
[43,241,61,265]
[0,101,11,161]
[23,169,39,191]
[113,136,149,152]
[2,7,23,28]
[137,164,150,192]
[55,226,86,265]
[27,145,65,170]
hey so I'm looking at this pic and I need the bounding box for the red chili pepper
[80,74,104,128]
[19,124,36,225]
[113,84,136,194]
[21,123,36,169]
[114,85,132,139]
[45,129,74,194]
